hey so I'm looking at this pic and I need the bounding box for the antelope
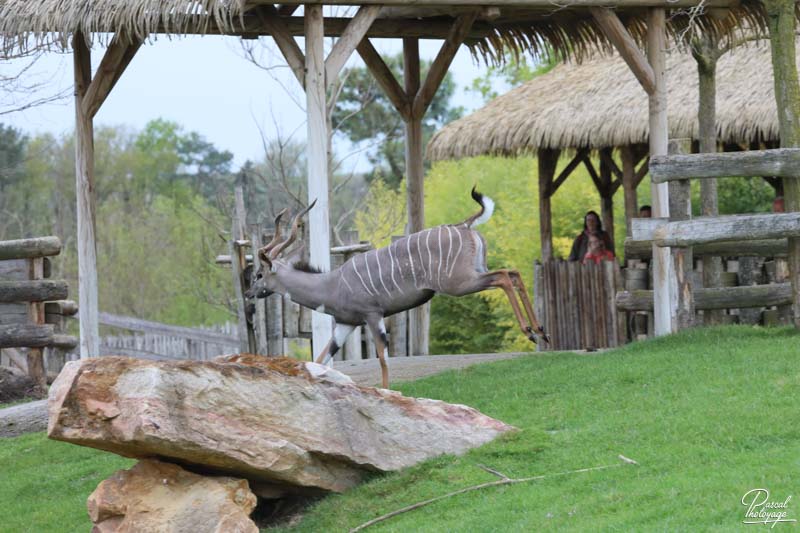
[245,188,549,388]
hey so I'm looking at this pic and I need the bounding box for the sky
[1,34,496,173]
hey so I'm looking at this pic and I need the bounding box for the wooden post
[538,148,558,261]
[621,146,639,237]
[73,32,99,358]
[599,148,615,247]
[230,219,250,353]
[647,8,675,335]
[305,5,334,354]
[668,139,694,329]
[765,0,800,327]
[25,257,46,387]
[404,37,429,356]
[249,228,268,355]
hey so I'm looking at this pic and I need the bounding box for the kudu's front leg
[366,316,390,388]
[507,270,550,344]
[315,323,355,366]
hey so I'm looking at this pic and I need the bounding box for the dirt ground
[333,352,532,387]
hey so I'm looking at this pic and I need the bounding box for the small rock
[87,459,257,533]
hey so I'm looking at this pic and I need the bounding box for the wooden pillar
[599,148,615,245]
[668,139,694,329]
[537,148,558,261]
[621,146,638,237]
[647,8,675,335]
[305,5,334,353]
[765,0,800,327]
[404,37,429,355]
[73,33,99,358]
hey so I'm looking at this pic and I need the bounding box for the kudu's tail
[459,186,495,228]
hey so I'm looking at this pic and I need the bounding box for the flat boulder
[88,459,258,533]
[48,355,514,493]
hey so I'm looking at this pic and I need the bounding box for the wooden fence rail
[617,283,792,312]
[650,148,800,182]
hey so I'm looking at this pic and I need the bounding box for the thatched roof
[428,39,788,160]
[0,0,770,66]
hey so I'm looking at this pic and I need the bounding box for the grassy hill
[2,326,798,532]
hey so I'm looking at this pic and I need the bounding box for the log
[0,236,61,260]
[325,6,381,84]
[625,238,790,259]
[45,300,79,316]
[0,280,69,303]
[0,399,48,437]
[590,7,655,95]
[51,334,79,350]
[650,148,800,182]
[0,324,55,348]
[616,283,792,311]
[653,213,800,247]
[357,38,411,120]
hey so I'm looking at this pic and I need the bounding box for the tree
[332,53,463,188]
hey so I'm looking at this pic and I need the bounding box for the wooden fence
[534,259,624,351]
[0,237,78,386]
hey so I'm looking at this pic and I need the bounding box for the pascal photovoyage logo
[742,488,797,528]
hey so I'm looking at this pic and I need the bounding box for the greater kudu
[245,188,548,388]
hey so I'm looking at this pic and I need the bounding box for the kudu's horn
[257,208,288,264]
[269,199,317,259]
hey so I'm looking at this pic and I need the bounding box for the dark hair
[583,210,603,231]
[639,205,652,212]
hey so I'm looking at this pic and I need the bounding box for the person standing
[568,211,614,261]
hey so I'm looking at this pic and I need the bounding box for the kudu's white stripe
[449,227,463,277]
[376,249,392,295]
[340,270,354,293]
[364,252,380,296]
[437,227,444,288]
[415,232,426,280]
[351,256,374,295]
[406,235,418,288]
[425,229,433,284]
[444,226,453,278]
[388,243,403,293]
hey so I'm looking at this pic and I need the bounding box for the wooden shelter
[0,0,777,356]
[428,41,790,261]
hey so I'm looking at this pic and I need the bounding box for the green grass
[1,326,798,532]
[273,326,800,532]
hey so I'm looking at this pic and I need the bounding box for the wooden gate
[534,260,625,351]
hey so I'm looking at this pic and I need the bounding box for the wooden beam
[551,148,588,195]
[538,148,559,261]
[0,237,61,260]
[97,312,237,345]
[356,39,411,120]
[305,5,334,356]
[617,283,792,312]
[82,35,143,119]
[621,145,638,237]
[590,7,656,95]
[625,237,791,259]
[73,31,100,358]
[325,6,381,85]
[583,156,603,193]
[651,148,800,182]
[634,157,650,187]
[598,148,615,247]
[412,11,477,120]
[256,5,306,86]
[647,6,674,335]
[653,212,800,247]
[276,4,299,16]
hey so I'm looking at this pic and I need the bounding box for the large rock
[88,459,257,533]
[48,355,513,493]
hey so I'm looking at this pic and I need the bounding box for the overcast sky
[1,35,494,173]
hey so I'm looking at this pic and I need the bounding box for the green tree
[332,54,463,188]
[470,49,559,103]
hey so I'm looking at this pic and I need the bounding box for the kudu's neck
[275,265,338,309]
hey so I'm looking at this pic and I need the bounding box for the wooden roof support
[647,6,675,335]
[325,5,381,86]
[82,35,143,119]
[257,5,306,86]
[538,148,560,261]
[259,0,737,8]
[356,39,411,119]
[590,7,656,95]
[412,11,477,119]
[551,148,589,195]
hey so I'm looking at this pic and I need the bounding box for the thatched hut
[427,40,787,260]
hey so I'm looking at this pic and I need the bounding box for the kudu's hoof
[525,327,538,344]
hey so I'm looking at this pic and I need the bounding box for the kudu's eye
[256,273,263,279]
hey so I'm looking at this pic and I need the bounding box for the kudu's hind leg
[507,270,549,344]
[315,323,355,366]
[482,270,539,344]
